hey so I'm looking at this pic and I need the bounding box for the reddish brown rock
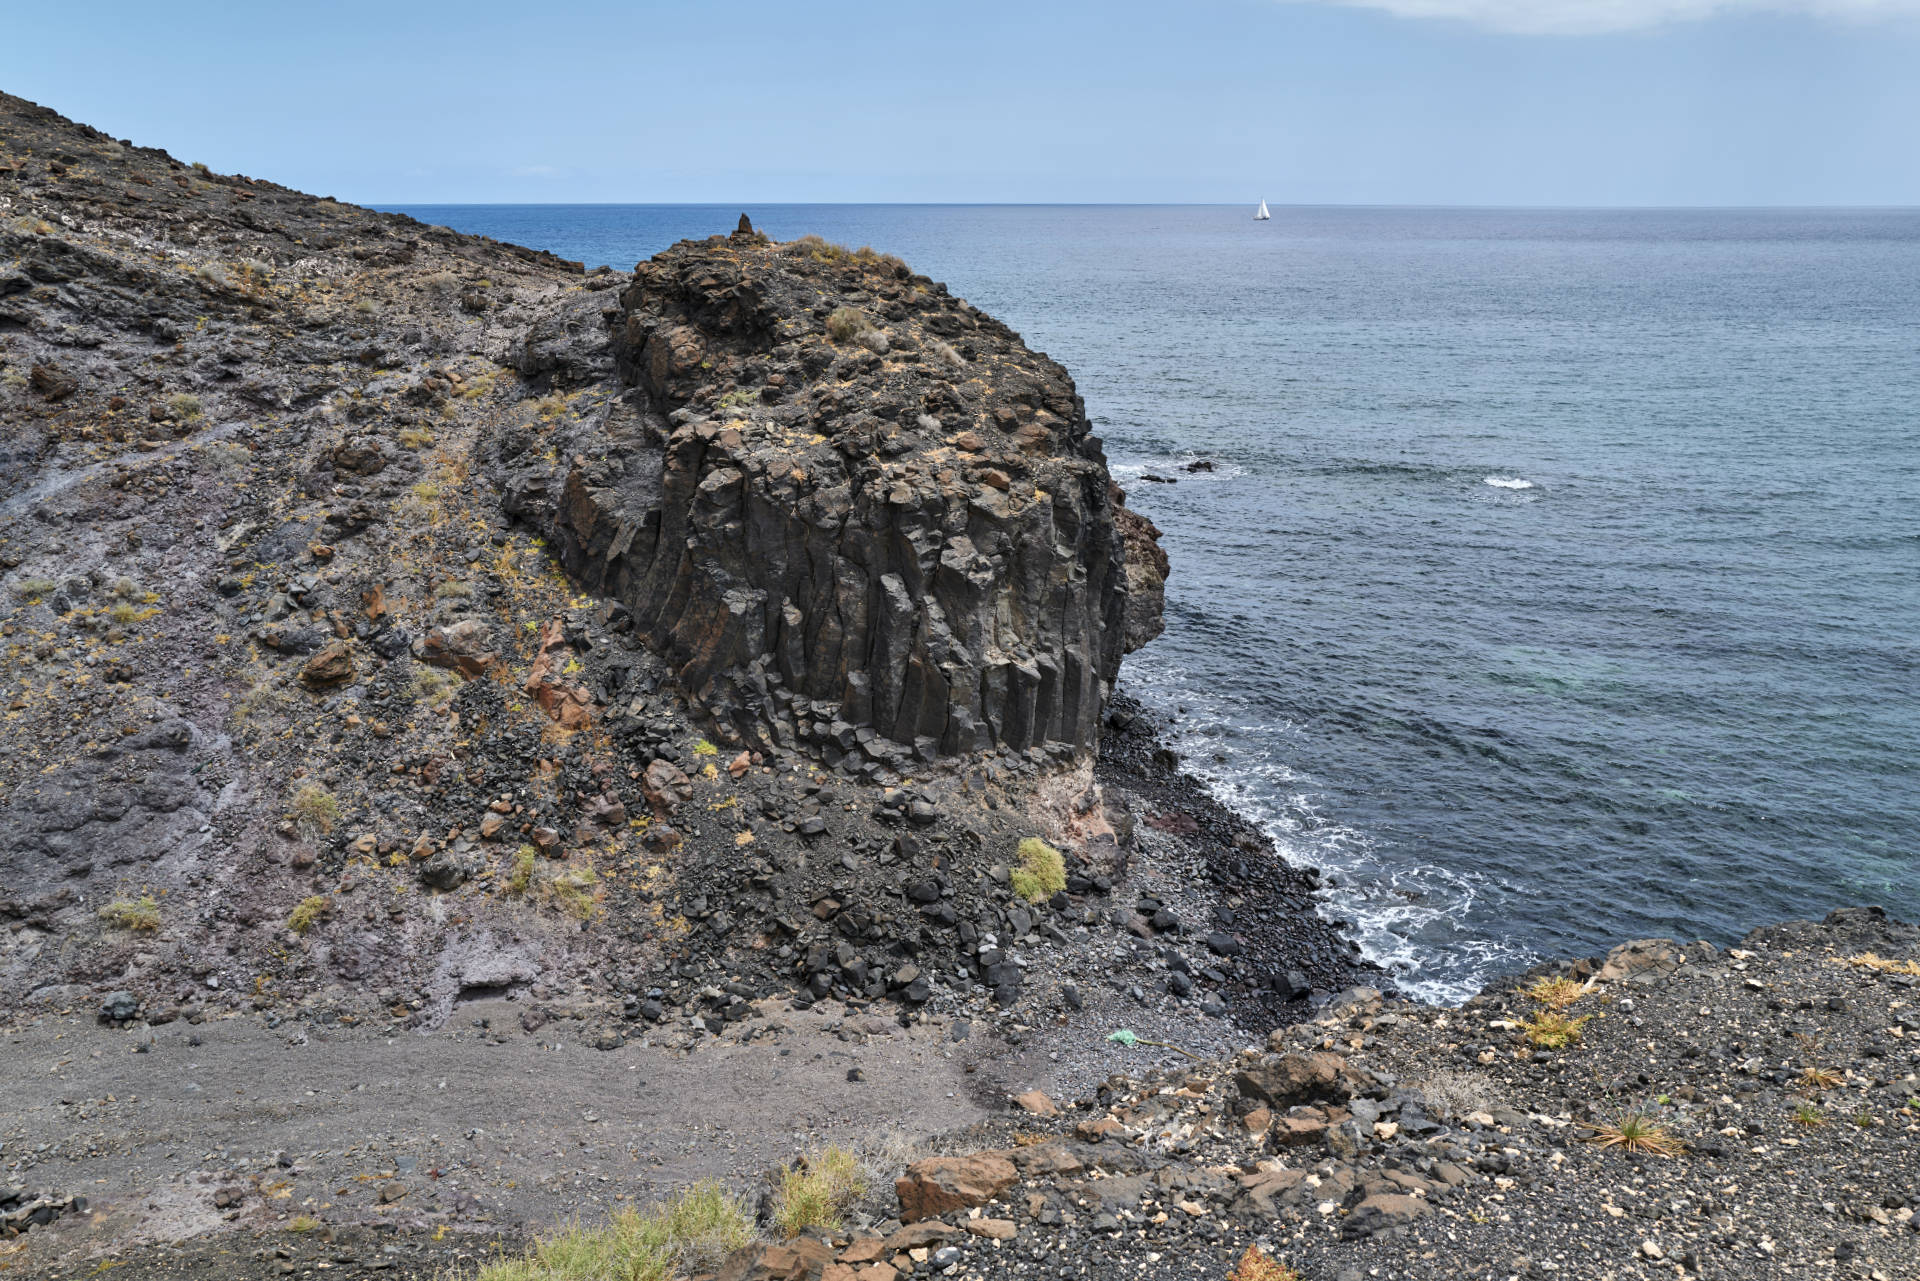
[414,619,496,677]
[716,1238,835,1281]
[839,1239,886,1264]
[523,618,592,728]
[298,640,355,688]
[895,1154,1017,1221]
[641,758,693,816]
[28,361,79,401]
[880,1221,960,1251]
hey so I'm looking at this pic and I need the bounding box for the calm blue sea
[384,203,1920,1002]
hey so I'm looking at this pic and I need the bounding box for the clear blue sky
[8,0,1919,205]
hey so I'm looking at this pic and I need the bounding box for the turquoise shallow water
[386,203,1920,1001]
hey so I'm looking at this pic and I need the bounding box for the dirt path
[0,1000,986,1274]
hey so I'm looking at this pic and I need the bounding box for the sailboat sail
[1255,199,1271,220]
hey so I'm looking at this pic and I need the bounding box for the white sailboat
[1255,199,1271,221]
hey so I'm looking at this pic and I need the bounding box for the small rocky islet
[0,92,1914,1280]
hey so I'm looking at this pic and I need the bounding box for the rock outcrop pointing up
[504,226,1161,763]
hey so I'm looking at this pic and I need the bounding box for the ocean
[383,203,1920,1002]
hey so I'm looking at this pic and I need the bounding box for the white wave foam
[1123,656,1533,1005]
[1482,476,1534,490]
[1109,456,1246,484]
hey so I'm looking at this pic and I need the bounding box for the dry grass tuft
[544,864,600,920]
[1520,975,1587,1010]
[291,783,340,840]
[1226,1244,1302,1281]
[1799,1065,1844,1093]
[773,1146,866,1239]
[1833,952,1920,977]
[1584,1112,1686,1157]
[1418,1069,1495,1118]
[98,895,161,932]
[473,1180,752,1281]
[825,306,870,342]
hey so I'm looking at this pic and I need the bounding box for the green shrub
[1010,837,1066,903]
[11,577,57,600]
[773,1146,866,1239]
[474,1180,751,1281]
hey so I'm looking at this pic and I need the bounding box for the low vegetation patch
[825,306,871,343]
[287,895,331,936]
[1518,1009,1591,1049]
[474,1180,751,1281]
[291,783,341,840]
[773,1146,865,1239]
[98,894,161,932]
[11,577,57,601]
[1520,975,1586,1010]
[1833,951,1920,976]
[1010,837,1066,903]
[1226,1244,1302,1281]
[1799,1065,1843,1092]
[540,864,600,920]
[1583,1111,1686,1157]
[505,844,538,894]
[411,667,457,707]
[1792,1100,1825,1128]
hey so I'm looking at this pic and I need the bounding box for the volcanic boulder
[505,232,1164,763]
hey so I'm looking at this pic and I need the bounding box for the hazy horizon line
[371,200,1920,212]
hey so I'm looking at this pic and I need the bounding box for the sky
[7,0,1920,205]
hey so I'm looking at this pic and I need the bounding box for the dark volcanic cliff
[0,91,1357,1044]
[500,226,1144,768]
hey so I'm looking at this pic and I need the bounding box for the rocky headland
[1,92,1914,1281]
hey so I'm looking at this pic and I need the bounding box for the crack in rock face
[500,225,1165,768]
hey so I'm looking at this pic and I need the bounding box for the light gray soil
[0,1000,986,1273]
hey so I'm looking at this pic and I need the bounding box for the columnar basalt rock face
[510,227,1163,763]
